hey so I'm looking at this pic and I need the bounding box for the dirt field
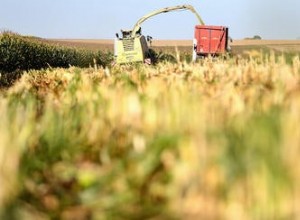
[48,39,300,54]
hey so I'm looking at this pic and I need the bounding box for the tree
[244,35,262,40]
[253,35,262,40]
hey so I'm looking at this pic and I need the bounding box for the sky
[1,0,300,40]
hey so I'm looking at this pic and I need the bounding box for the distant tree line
[244,35,262,40]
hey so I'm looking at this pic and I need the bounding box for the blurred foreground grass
[0,54,300,219]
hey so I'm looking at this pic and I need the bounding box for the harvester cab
[115,28,151,64]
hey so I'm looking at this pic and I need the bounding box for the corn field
[0,32,113,86]
[0,50,300,219]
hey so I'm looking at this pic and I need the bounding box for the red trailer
[193,25,229,58]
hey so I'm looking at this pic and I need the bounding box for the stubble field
[49,38,300,53]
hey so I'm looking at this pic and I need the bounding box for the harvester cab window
[121,30,132,39]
